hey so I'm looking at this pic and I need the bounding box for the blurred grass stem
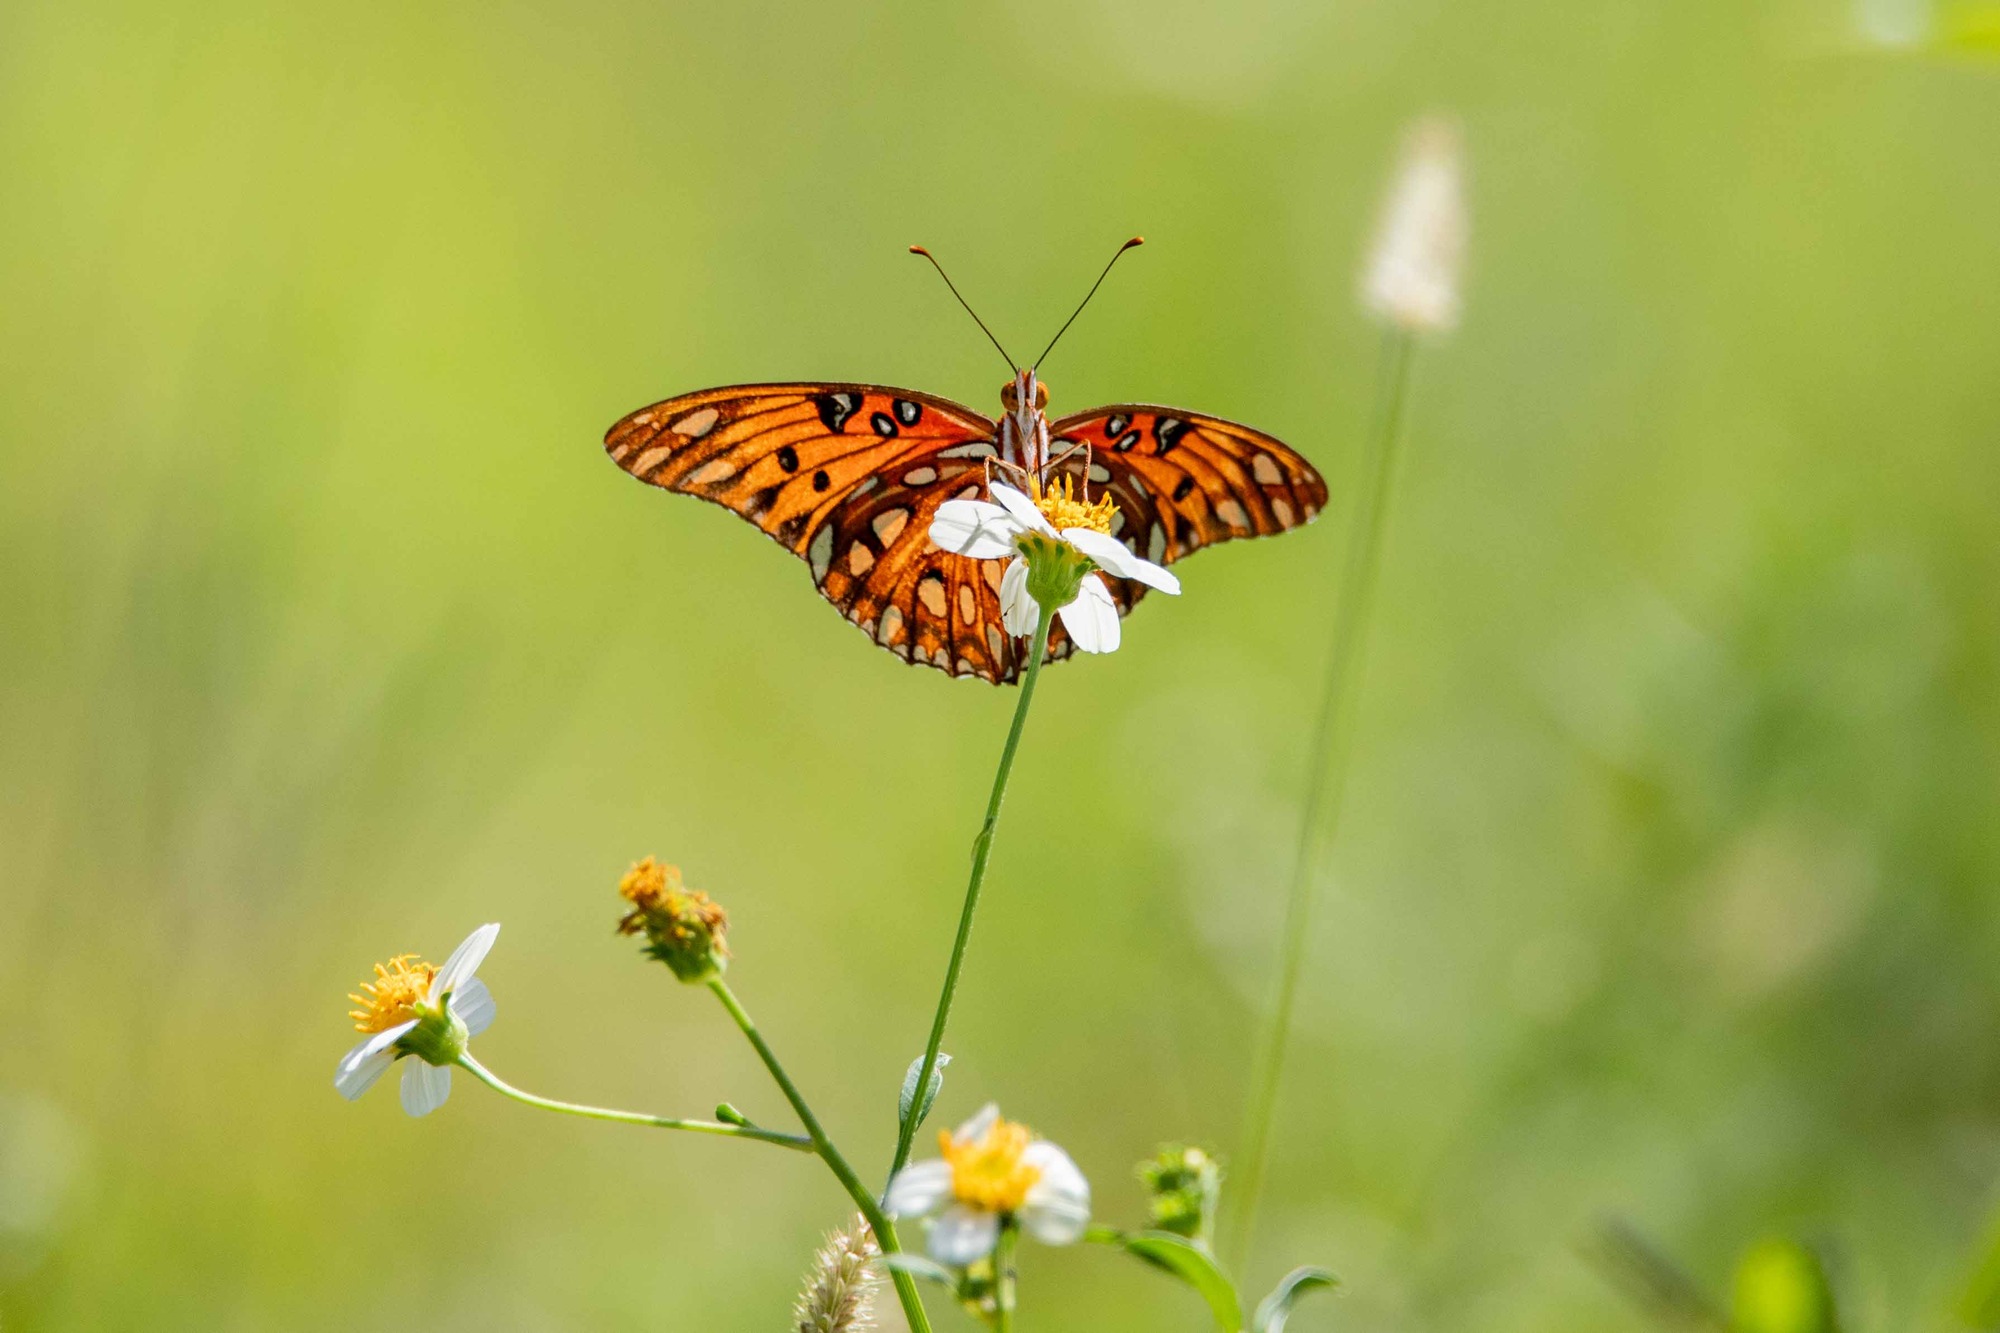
[455,1054,815,1150]
[995,1220,1021,1332]
[889,611,1055,1180]
[1225,328,1417,1268]
[706,977,935,1333]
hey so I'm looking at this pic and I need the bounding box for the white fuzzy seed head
[792,1217,880,1333]
[1361,114,1468,334]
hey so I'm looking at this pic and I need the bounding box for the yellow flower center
[347,954,438,1034]
[940,1117,1042,1214]
[1031,474,1117,535]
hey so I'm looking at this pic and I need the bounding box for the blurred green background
[4,1,2000,1329]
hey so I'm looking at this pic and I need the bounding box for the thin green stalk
[1224,330,1417,1269]
[706,977,933,1333]
[455,1054,813,1151]
[889,609,1054,1182]
[995,1220,1021,1333]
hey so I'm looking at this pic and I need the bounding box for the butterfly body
[604,368,1326,684]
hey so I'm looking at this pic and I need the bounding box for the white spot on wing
[673,407,721,438]
[687,458,736,486]
[1252,453,1284,486]
[901,466,938,486]
[808,525,834,584]
[1147,523,1166,563]
[877,604,904,644]
[1216,499,1249,530]
[847,543,875,576]
[873,509,910,545]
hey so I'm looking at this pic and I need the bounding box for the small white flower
[929,480,1179,654]
[334,922,500,1117]
[884,1103,1090,1265]
[1362,115,1468,334]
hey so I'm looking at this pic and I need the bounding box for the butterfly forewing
[1049,406,1328,566]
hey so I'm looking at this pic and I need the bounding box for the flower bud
[1137,1144,1222,1242]
[616,856,730,982]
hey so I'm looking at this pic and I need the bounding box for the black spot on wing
[871,411,899,438]
[813,469,831,492]
[815,392,863,432]
[776,444,800,473]
[894,398,922,427]
[1155,417,1189,455]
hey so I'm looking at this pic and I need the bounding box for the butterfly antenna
[910,246,1017,373]
[1033,236,1144,371]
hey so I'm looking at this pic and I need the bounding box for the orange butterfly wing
[605,383,1036,683]
[1046,405,1329,622]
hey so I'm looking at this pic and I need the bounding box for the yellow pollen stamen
[940,1116,1042,1214]
[347,954,438,1034]
[616,856,731,964]
[1031,474,1116,535]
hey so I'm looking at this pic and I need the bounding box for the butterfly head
[998,371,1049,415]
[998,369,1052,477]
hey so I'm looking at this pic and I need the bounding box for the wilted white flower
[884,1104,1090,1265]
[1362,115,1467,334]
[334,923,499,1117]
[929,480,1179,654]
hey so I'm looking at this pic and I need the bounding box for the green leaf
[882,1252,960,1290]
[1090,1228,1243,1332]
[898,1053,952,1132]
[1251,1267,1339,1333]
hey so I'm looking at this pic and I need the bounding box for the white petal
[334,1021,415,1100]
[452,977,496,1037]
[400,1060,452,1117]
[952,1102,1001,1145]
[999,558,1038,637]
[334,1046,395,1100]
[1019,1142,1091,1244]
[927,1204,1001,1266]
[1055,576,1120,654]
[1060,527,1181,594]
[930,500,1022,559]
[989,482,1055,536]
[432,922,500,1000]
[884,1160,954,1219]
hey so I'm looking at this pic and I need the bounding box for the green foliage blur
[4,1,2000,1329]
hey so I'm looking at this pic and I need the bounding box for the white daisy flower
[929,479,1179,654]
[334,922,500,1118]
[884,1103,1090,1266]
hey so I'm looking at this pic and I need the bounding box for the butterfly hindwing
[606,383,1029,683]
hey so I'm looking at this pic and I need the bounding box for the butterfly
[602,240,1329,685]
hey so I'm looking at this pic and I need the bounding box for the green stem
[454,1054,815,1150]
[889,609,1054,1182]
[705,977,933,1333]
[995,1220,1021,1333]
[1224,329,1417,1270]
